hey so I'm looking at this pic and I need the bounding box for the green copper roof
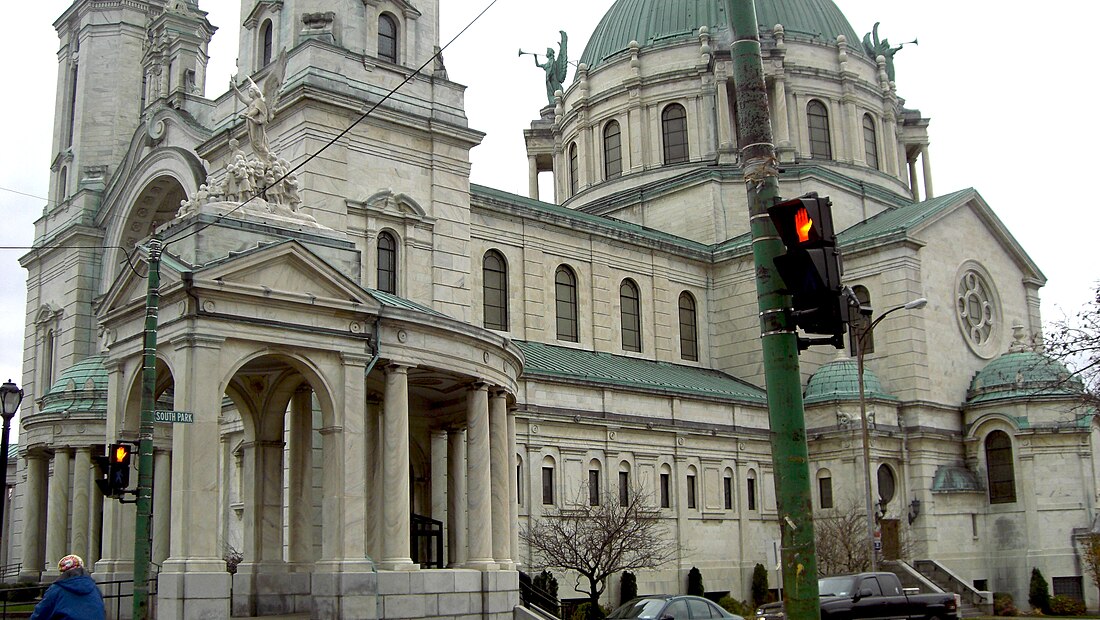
[803,356,896,404]
[515,340,766,402]
[966,350,1082,405]
[838,188,974,246]
[38,355,109,415]
[579,0,863,71]
[368,289,451,318]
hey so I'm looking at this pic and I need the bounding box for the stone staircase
[909,559,993,617]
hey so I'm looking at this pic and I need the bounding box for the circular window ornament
[955,266,1000,357]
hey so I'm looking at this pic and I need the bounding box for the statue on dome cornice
[520,31,569,106]
[861,22,916,83]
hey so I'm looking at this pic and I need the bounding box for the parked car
[755,572,959,620]
[608,594,746,619]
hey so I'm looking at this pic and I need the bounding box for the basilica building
[8,0,1098,618]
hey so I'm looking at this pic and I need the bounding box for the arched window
[483,250,508,331]
[377,231,397,294]
[662,103,688,164]
[588,459,602,506]
[603,120,622,180]
[807,100,832,159]
[260,20,273,67]
[618,462,631,506]
[678,291,698,361]
[877,464,896,507]
[620,279,641,352]
[516,453,524,506]
[569,142,579,196]
[686,465,698,509]
[42,328,56,390]
[555,265,578,342]
[57,167,68,205]
[747,469,758,511]
[378,14,398,63]
[541,456,556,505]
[659,463,672,508]
[863,114,879,170]
[817,469,834,509]
[66,66,78,148]
[723,468,734,510]
[849,285,873,356]
[986,430,1016,504]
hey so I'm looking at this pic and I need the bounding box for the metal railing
[519,571,560,618]
[0,577,154,619]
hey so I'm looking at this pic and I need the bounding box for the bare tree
[1042,284,1100,407]
[814,499,871,576]
[1083,533,1100,605]
[521,483,676,615]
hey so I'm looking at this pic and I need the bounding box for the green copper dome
[803,357,895,405]
[38,355,109,415]
[578,0,863,71]
[966,350,1082,405]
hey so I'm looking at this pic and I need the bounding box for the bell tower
[142,1,216,108]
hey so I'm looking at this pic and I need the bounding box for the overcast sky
[1,1,1097,431]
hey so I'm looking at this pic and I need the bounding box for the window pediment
[363,0,421,20]
[243,0,283,29]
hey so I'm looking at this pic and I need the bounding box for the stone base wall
[377,569,519,620]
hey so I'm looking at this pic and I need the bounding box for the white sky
[1,1,1097,431]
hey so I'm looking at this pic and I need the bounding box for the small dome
[804,357,896,405]
[579,0,863,72]
[966,350,1081,405]
[38,355,109,415]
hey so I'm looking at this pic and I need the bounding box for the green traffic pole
[132,234,161,619]
[725,2,820,619]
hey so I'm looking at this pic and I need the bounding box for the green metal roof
[837,188,973,246]
[38,355,109,415]
[579,0,863,71]
[368,289,451,318]
[515,340,766,402]
[966,350,1082,405]
[803,356,895,405]
[931,465,983,493]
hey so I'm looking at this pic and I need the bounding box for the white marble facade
[10,0,1100,618]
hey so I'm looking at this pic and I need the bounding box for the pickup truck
[756,572,959,620]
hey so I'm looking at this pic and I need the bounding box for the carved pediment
[363,188,427,218]
[362,0,421,20]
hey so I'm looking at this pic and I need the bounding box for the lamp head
[0,380,23,418]
[903,298,928,310]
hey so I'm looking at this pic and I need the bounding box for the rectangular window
[619,471,630,506]
[723,476,733,510]
[542,467,554,505]
[517,463,523,505]
[819,476,833,509]
[748,478,757,511]
[589,470,600,506]
[1052,577,1084,602]
[687,475,697,509]
[660,473,670,508]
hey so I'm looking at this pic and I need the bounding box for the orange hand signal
[795,208,813,243]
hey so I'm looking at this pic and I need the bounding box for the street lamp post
[856,298,926,571]
[0,380,24,559]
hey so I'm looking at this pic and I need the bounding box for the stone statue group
[177,51,313,222]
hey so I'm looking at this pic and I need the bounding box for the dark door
[882,519,901,560]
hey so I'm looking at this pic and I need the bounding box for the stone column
[287,387,313,564]
[507,407,519,565]
[883,111,900,177]
[528,155,539,201]
[772,76,793,160]
[908,157,920,202]
[335,353,370,564]
[489,390,512,568]
[465,383,496,569]
[152,450,171,566]
[45,448,71,569]
[365,395,383,562]
[88,485,103,569]
[920,144,934,199]
[430,429,448,558]
[70,447,92,561]
[381,363,415,570]
[446,428,467,567]
[21,453,47,579]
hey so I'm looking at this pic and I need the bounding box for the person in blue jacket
[29,554,105,620]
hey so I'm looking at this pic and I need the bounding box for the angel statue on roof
[231,51,288,162]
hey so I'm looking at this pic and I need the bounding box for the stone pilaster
[288,387,313,564]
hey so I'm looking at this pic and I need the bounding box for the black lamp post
[0,379,24,558]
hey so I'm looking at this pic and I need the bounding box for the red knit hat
[58,554,83,572]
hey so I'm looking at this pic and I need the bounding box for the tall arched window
[542,456,556,505]
[57,167,68,205]
[618,462,631,506]
[678,291,698,361]
[807,100,832,159]
[662,104,688,164]
[747,469,758,511]
[686,465,698,509]
[659,463,672,508]
[817,469,834,509]
[863,114,879,170]
[555,265,578,342]
[569,142,579,196]
[849,285,873,356]
[377,231,397,294]
[620,279,641,352]
[986,430,1016,504]
[483,250,508,331]
[603,120,622,180]
[588,459,602,506]
[42,328,56,391]
[378,14,398,63]
[260,20,273,66]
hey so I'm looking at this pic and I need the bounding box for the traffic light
[767,193,848,347]
[95,443,133,498]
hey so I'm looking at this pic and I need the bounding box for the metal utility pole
[726,2,820,620]
[133,234,162,619]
